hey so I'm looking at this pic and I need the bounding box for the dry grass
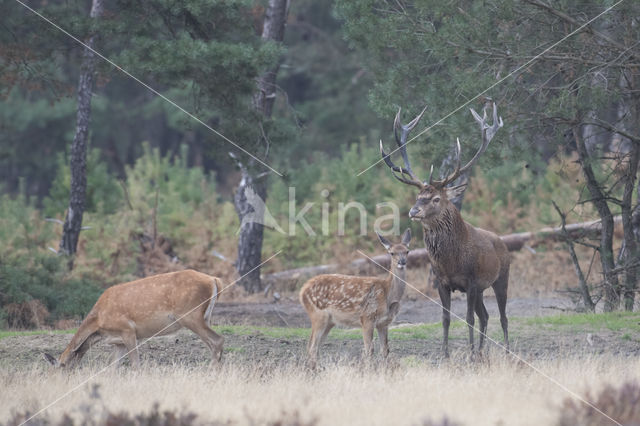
[2,354,638,426]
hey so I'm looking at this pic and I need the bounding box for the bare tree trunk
[619,70,640,311]
[552,201,595,312]
[234,0,289,293]
[58,0,104,269]
[574,126,620,311]
[233,162,268,294]
[620,142,639,310]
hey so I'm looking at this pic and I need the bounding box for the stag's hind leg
[493,270,509,352]
[466,285,478,352]
[474,292,489,350]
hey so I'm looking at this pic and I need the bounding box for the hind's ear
[401,228,412,247]
[42,352,59,367]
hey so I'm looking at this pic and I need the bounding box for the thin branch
[523,0,640,62]
[552,200,596,311]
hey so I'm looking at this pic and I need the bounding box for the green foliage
[263,141,421,267]
[43,148,122,217]
[0,185,56,255]
[122,143,219,242]
[0,189,102,327]
[0,252,102,327]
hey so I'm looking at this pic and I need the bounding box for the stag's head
[376,228,412,270]
[380,102,503,224]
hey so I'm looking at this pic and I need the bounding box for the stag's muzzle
[409,207,420,220]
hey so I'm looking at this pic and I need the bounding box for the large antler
[380,105,428,189]
[429,101,503,188]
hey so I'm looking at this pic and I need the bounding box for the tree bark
[233,162,268,294]
[234,0,289,293]
[574,126,620,311]
[552,201,595,312]
[58,0,104,269]
[620,142,639,310]
[618,69,640,311]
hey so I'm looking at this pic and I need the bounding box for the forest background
[1,0,638,327]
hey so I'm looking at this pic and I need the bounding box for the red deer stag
[43,270,224,368]
[300,229,412,369]
[380,102,509,357]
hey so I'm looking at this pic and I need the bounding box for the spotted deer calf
[43,270,224,368]
[299,229,411,368]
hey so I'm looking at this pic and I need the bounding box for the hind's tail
[204,277,220,327]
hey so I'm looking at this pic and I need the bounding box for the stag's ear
[446,183,467,201]
[401,228,412,247]
[376,233,392,251]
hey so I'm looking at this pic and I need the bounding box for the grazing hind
[43,270,224,368]
[300,229,411,369]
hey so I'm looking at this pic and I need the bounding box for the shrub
[3,404,318,426]
[42,148,122,217]
[557,381,640,426]
[0,252,102,328]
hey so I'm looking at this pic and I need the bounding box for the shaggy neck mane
[422,207,467,260]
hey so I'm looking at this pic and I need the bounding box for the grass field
[1,312,639,425]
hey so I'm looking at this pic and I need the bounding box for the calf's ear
[376,232,392,251]
[401,228,412,247]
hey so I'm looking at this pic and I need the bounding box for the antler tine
[393,105,428,177]
[460,101,503,175]
[380,140,424,189]
[431,102,503,188]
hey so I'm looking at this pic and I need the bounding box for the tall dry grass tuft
[2,354,639,426]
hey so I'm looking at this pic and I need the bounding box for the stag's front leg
[437,280,451,358]
[475,292,488,351]
[466,285,477,352]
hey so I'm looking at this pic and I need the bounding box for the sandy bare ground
[209,295,575,327]
[1,296,638,371]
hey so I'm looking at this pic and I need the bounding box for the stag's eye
[433,197,440,203]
